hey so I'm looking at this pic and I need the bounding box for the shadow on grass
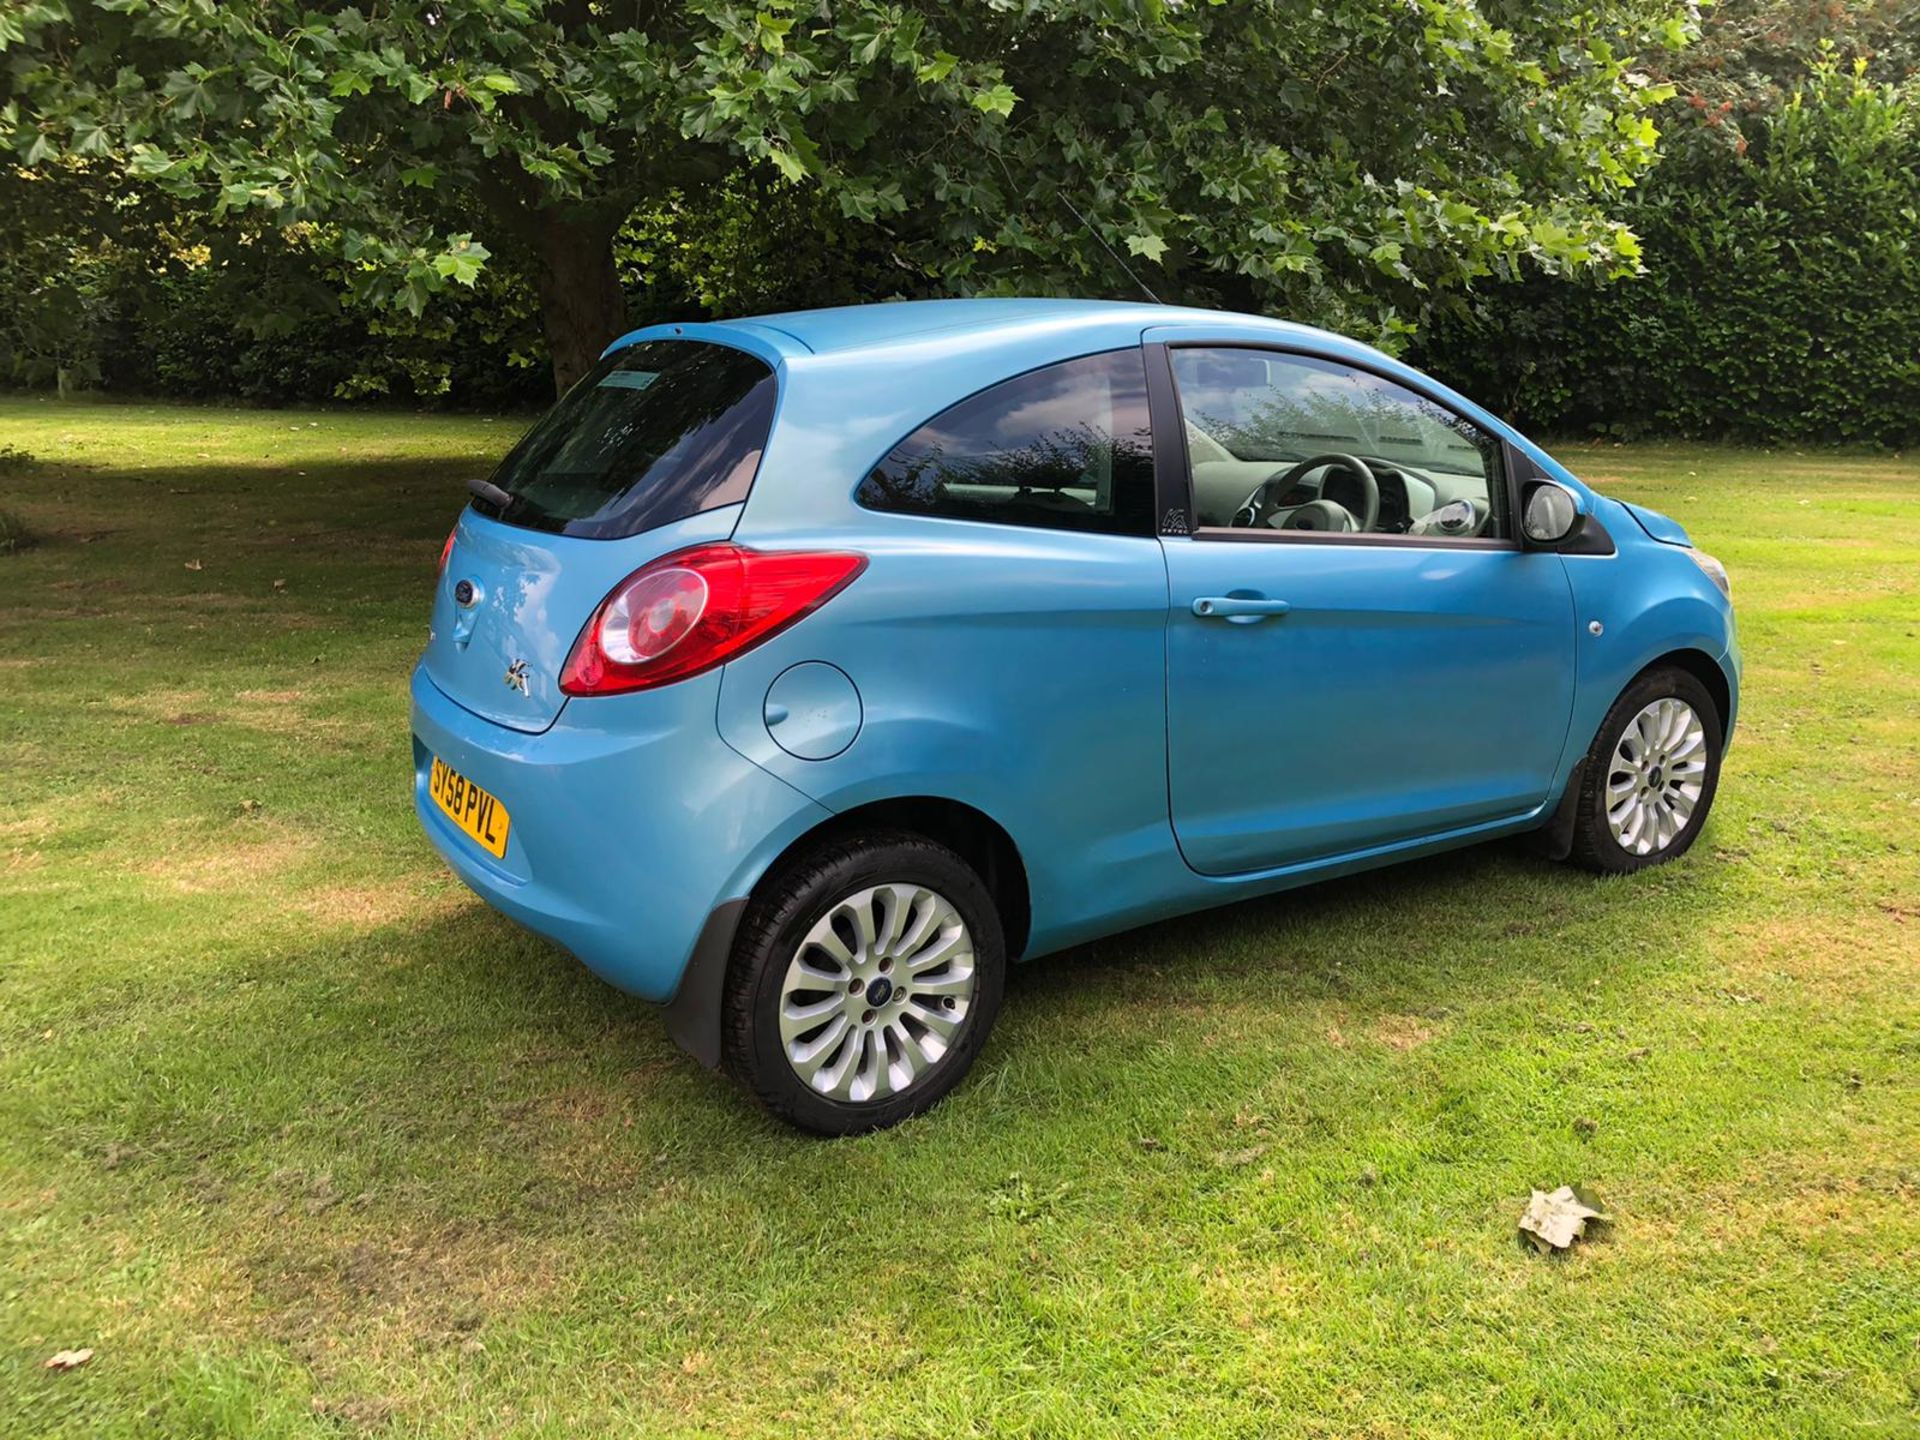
[1006,834,1664,1007]
[0,453,486,556]
[90,828,1696,1195]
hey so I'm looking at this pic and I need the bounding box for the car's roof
[607,297,1584,513]
[705,297,1330,357]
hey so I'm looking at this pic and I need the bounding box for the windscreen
[471,340,776,538]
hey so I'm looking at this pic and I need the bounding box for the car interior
[1175,349,1503,538]
[1186,422,1497,537]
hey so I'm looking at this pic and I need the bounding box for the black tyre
[1567,665,1724,874]
[721,830,1005,1135]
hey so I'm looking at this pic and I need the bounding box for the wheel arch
[1536,645,1732,863]
[1635,646,1732,735]
[771,796,1033,963]
[662,794,1032,1069]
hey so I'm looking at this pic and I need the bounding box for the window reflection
[859,350,1156,537]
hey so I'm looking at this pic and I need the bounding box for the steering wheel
[1233,452,1381,532]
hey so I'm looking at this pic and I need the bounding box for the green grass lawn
[2,394,1916,1438]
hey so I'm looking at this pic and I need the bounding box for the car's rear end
[410,328,848,1004]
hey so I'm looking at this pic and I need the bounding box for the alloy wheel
[777,884,977,1103]
[1606,696,1708,856]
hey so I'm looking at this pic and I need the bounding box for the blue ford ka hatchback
[413,299,1738,1133]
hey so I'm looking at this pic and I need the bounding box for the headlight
[1686,549,1731,598]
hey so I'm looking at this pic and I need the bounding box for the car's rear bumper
[409,663,831,1003]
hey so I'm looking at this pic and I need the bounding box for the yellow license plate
[428,756,512,859]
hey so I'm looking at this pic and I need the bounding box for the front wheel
[721,831,1005,1135]
[1568,666,1725,874]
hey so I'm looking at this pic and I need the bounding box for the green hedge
[124,265,553,411]
[1,230,555,410]
[1418,60,1920,446]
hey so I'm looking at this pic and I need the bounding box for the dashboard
[1269,462,1436,533]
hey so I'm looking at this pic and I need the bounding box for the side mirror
[1522,481,1580,546]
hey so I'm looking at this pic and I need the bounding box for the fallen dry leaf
[1519,1186,1609,1253]
[44,1348,93,1371]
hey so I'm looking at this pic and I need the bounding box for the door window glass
[1171,349,1506,539]
[857,349,1155,536]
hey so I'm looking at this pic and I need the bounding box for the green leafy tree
[1652,0,1916,142]
[4,1,1692,393]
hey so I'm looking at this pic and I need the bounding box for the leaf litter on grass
[1520,1186,1611,1254]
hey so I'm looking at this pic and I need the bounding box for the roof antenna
[1056,190,1165,305]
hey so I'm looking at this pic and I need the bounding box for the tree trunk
[534,213,627,395]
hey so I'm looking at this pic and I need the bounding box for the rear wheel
[722,831,1005,1135]
[1568,666,1724,874]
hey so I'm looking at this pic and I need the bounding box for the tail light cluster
[561,544,866,696]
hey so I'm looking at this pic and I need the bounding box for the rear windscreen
[471,340,776,538]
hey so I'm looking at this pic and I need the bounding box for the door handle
[1192,596,1291,621]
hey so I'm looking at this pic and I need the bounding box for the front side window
[857,349,1155,536]
[1172,348,1507,540]
[474,340,776,539]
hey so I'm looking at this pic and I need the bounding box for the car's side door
[1150,341,1578,876]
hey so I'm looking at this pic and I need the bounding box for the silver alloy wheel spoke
[903,967,972,996]
[788,1012,850,1069]
[778,883,977,1102]
[904,930,969,975]
[893,1021,941,1071]
[909,1003,963,1041]
[1606,696,1708,857]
